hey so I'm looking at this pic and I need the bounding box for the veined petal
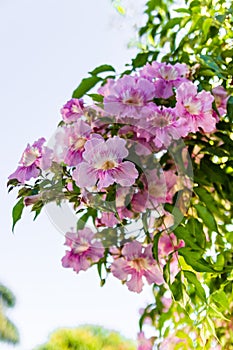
[72,163,98,188]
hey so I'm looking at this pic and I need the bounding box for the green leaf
[76,208,97,230]
[174,225,202,250]
[162,17,182,31]
[12,198,24,232]
[199,54,225,78]
[170,271,183,301]
[210,290,229,311]
[174,8,190,14]
[179,248,215,272]
[132,52,150,69]
[208,303,229,321]
[72,76,102,99]
[227,95,233,122]
[7,179,19,187]
[184,270,206,301]
[202,18,213,39]
[186,218,206,249]
[89,64,115,76]
[194,203,218,232]
[153,231,163,263]
[87,93,104,103]
[194,187,220,215]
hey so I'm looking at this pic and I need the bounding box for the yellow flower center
[74,137,86,150]
[129,258,148,271]
[101,160,116,170]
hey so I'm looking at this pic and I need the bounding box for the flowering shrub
[8,0,233,348]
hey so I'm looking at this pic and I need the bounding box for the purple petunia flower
[72,136,138,190]
[101,75,155,119]
[61,228,105,273]
[175,82,216,133]
[60,98,84,123]
[111,241,164,293]
[8,138,53,183]
[140,61,189,99]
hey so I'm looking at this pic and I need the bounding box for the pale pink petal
[72,163,98,188]
[126,272,144,293]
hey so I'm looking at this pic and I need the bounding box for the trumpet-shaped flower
[8,138,52,183]
[111,241,164,293]
[102,75,155,119]
[60,98,84,123]
[55,119,92,166]
[61,228,104,273]
[142,105,189,148]
[175,82,215,133]
[72,136,138,190]
[141,61,189,99]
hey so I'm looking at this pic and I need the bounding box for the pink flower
[72,136,138,190]
[175,82,216,133]
[212,85,229,117]
[60,98,84,123]
[161,295,172,312]
[98,212,119,227]
[140,62,189,99]
[9,138,53,183]
[132,169,177,212]
[159,232,184,257]
[24,194,42,206]
[111,241,164,293]
[137,332,153,350]
[56,119,92,166]
[61,228,105,273]
[102,75,155,119]
[159,333,188,350]
[142,106,189,148]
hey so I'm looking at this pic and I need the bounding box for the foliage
[35,325,136,350]
[0,284,19,344]
[7,0,233,349]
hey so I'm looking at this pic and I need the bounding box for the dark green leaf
[194,203,218,232]
[72,76,102,99]
[227,96,233,122]
[89,64,115,76]
[12,198,24,232]
[132,52,150,69]
[174,225,202,250]
[170,271,183,301]
[184,270,206,301]
[153,231,163,263]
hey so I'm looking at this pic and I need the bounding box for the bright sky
[0,1,153,349]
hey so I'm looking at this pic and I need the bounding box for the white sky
[0,1,154,349]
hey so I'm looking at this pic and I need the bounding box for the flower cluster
[8,60,225,350]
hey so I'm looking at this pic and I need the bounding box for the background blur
[0,0,154,349]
